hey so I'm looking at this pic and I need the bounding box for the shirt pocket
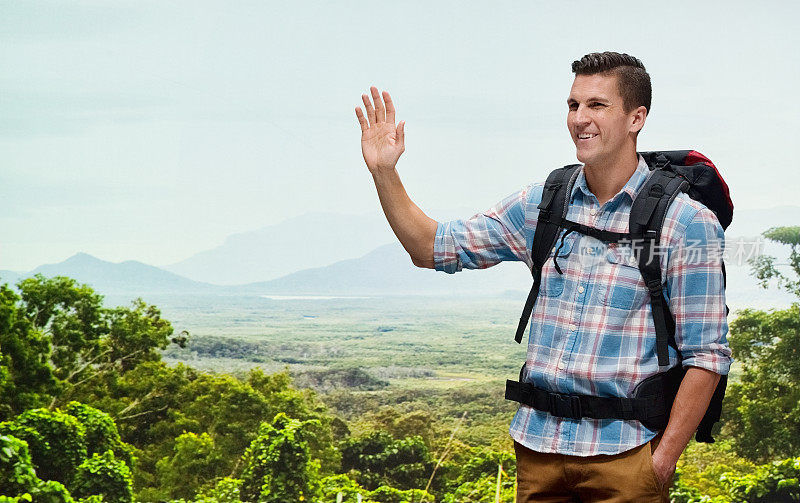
[600,245,649,310]
[539,234,575,298]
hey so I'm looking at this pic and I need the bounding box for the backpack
[504,150,733,443]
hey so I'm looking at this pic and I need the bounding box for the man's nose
[574,104,590,125]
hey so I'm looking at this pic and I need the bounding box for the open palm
[356,86,405,173]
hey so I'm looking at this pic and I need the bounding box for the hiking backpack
[504,150,733,443]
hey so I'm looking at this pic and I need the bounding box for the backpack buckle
[646,279,663,295]
[549,393,582,420]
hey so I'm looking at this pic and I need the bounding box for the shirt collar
[570,154,650,204]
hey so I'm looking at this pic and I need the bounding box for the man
[355,52,732,502]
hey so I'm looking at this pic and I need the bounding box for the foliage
[319,475,435,503]
[440,475,514,503]
[194,477,244,503]
[0,284,57,417]
[71,450,134,503]
[0,275,184,420]
[368,485,435,503]
[319,474,370,503]
[718,226,800,462]
[0,434,40,495]
[77,362,336,500]
[0,433,75,502]
[339,431,434,491]
[293,367,388,392]
[723,303,800,462]
[240,412,322,503]
[62,401,133,467]
[155,432,223,500]
[721,457,800,502]
[672,440,755,501]
[750,226,800,297]
[351,407,438,450]
[0,409,87,486]
[16,275,107,383]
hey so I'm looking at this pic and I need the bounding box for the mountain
[231,242,532,296]
[162,207,487,286]
[164,212,397,285]
[17,253,221,296]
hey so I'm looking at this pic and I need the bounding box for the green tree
[0,284,57,417]
[0,434,41,496]
[155,432,223,500]
[16,275,107,383]
[723,226,800,462]
[0,275,186,417]
[240,413,322,503]
[750,226,800,297]
[724,304,800,461]
[71,362,337,501]
[194,477,244,503]
[71,450,133,503]
[339,431,434,491]
[62,401,134,467]
[0,409,87,486]
[721,457,800,502]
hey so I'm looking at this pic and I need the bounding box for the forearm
[371,167,438,268]
[655,366,721,464]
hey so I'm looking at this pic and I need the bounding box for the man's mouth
[578,133,598,141]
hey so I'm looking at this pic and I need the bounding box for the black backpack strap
[514,165,581,343]
[629,159,690,369]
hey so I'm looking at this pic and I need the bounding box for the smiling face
[567,72,646,170]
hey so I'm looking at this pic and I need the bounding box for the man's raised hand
[355,86,405,174]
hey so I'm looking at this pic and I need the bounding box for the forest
[1,226,799,502]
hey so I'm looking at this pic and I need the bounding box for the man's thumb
[397,120,405,147]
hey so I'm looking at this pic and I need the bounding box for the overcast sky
[1,0,798,271]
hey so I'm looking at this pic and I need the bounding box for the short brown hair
[572,52,651,114]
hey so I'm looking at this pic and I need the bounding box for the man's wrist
[370,165,399,183]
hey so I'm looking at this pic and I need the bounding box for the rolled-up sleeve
[665,206,733,374]
[434,184,534,274]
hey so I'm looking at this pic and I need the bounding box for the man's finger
[371,86,385,123]
[384,90,396,124]
[396,120,405,147]
[355,107,368,133]
[362,93,376,127]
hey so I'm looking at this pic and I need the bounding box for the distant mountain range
[1,253,219,296]
[0,207,796,309]
[228,243,530,296]
[163,212,397,285]
[162,209,475,285]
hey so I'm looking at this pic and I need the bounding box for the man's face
[567,73,643,169]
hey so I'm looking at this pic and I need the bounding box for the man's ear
[630,105,647,134]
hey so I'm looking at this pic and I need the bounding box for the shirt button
[557,361,565,370]
[577,286,585,294]
[590,208,597,216]
[569,323,577,331]
[629,256,637,265]
[587,248,595,255]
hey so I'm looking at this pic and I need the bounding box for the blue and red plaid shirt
[434,155,733,456]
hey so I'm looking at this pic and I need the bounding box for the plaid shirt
[434,155,733,456]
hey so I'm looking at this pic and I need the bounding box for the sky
[1,0,798,271]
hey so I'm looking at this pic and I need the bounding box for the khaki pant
[514,436,672,502]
